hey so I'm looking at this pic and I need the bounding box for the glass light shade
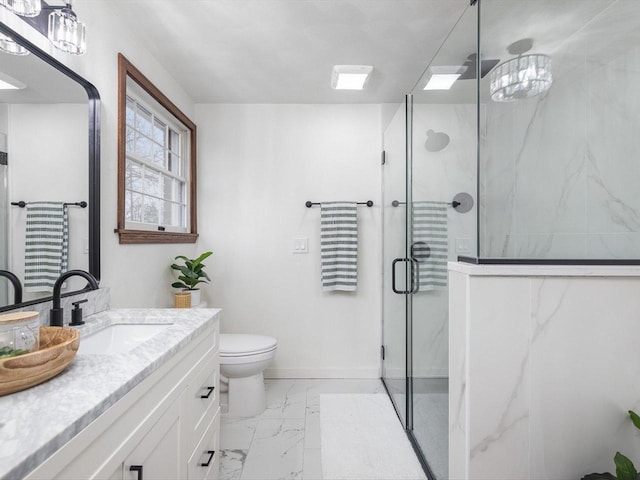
[0,33,29,55]
[4,0,41,17]
[48,7,86,55]
[489,54,552,102]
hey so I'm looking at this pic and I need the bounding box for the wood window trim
[116,53,198,244]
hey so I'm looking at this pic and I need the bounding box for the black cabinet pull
[129,465,143,480]
[200,450,215,467]
[200,386,215,399]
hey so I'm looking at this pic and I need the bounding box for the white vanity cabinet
[25,319,220,480]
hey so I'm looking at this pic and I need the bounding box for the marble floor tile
[221,417,259,450]
[302,449,322,480]
[220,449,248,480]
[304,402,320,450]
[240,418,305,480]
[261,379,309,419]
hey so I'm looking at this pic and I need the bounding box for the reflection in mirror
[0,23,100,310]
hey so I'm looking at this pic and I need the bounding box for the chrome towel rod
[11,201,88,208]
[306,200,373,208]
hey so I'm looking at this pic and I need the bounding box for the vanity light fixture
[1,0,41,17]
[423,66,467,91]
[0,32,29,55]
[47,1,86,55]
[0,0,86,55]
[489,38,552,102]
[331,65,373,90]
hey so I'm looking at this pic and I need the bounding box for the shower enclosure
[383,0,640,477]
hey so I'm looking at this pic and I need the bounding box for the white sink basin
[78,324,171,355]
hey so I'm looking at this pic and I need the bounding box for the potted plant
[170,251,212,307]
[582,410,640,480]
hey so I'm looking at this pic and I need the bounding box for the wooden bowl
[0,327,80,396]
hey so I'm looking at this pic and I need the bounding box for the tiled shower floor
[219,378,386,480]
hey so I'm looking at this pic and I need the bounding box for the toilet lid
[220,334,277,356]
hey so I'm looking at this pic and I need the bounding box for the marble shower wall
[449,266,640,479]
[480,0,640,259]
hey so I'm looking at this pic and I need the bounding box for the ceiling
[106,0,470,104]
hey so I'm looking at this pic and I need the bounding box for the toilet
[219,334,277,417]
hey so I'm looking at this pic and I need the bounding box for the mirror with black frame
[0,22,100,311]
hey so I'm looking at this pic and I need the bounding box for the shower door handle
[392,258,411,294]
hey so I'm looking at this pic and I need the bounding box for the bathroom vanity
[0,308,220,480]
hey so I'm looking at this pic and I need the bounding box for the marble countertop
[0,308,221,480]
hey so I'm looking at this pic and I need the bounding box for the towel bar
[306,200,373,208]
[11,201,87,208]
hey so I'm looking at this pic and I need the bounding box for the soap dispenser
[70,299,88,326]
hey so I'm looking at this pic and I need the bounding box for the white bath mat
[320,394,427,480]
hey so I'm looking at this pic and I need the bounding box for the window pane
[126,160,143,191]
[162,175,173,201]
[125,126,135,154]
[144,169,161,197]
[143,196,160,224]
[127,192,143,222]
[175,203,185,228]
[152,143,165,168]
[176,181,185,204]
[126,98,135,127]
[135,133,153,161]
[169,130,180,153]
[169,152,181,175]
[153,118,166,144]
[136,105,153,136]
[162,200,174,226]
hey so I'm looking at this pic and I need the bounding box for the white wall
[450,263,640,480]
[0,3,200,307]
[195,104,382,378]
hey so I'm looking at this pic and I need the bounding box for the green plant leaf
[171,281,187,289]
[581,473,617,480]
[615,452,637,480]
[629,411,640,431]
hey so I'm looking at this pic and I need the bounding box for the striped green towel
[320,202,358,292]
[24,202,68,292]
[412,201,448,291]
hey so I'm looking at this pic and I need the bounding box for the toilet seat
[220,334,277,357]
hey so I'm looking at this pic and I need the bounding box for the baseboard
[264,367,380,379]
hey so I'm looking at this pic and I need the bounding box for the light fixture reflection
[0,33,29,56]
[2,0,41,17]
[423,66,467,91]
[489,39,552,102]
[48,2,86,55]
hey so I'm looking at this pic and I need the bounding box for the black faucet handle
[70,299,88,326]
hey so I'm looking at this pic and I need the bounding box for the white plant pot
[188,289,201,306]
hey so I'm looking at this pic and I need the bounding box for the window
[116,53,197,244]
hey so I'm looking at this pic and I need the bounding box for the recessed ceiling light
[331,65,373,90]
[423,66,467,91]
[0,72,26,90]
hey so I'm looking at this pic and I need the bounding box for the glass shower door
[408,5,478,479]
[382,98,411,426]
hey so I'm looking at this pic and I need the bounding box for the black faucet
[50,270,99,327]
[0,270,23,304]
